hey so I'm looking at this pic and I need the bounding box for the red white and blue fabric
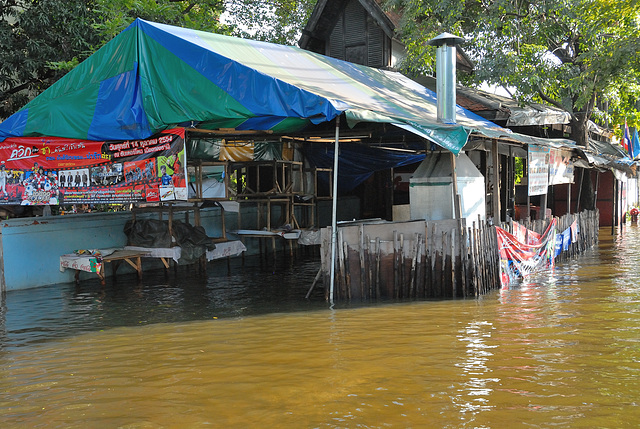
[623,121,632,156]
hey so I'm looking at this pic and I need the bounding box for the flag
[632,128,640,160]
[622,121,631,155]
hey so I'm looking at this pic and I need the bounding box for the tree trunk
[580,170,595,210]
[571,113,595,210]
[571,113,590,148]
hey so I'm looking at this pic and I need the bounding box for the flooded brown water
[2,227,640,428]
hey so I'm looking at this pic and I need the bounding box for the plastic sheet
[124,219,216,264]
[496,218,557,287]
[302,142,424,192]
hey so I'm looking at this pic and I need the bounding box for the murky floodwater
[2,228,640,428]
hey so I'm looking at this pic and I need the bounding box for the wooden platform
[60,249,150,285]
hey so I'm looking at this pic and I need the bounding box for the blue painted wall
[0,196,360,291]
[0,207,234,291]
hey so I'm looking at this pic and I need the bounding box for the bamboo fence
[320,209,600,301]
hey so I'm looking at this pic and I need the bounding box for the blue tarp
[0,19,510,155]
[303,143,424,192]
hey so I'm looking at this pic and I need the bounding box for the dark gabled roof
[299,0,474,73]
[300,0,395,52]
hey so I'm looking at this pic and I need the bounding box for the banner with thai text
[496,218,556,287]
[0,128,187,205]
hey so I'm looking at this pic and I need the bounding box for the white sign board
[528,145,550,196]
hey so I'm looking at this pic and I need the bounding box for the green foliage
[93,0,231,45]
[0,0,100,117]
[0,1,315,119]
[514,157,524,184]
[384,0,640,138]
[223,0,315,45]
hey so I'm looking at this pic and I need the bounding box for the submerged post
[451,152,462,220]
[612,177,617,235]
[492,139,500,223]
[329,116,341,305]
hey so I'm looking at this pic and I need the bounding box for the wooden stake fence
[320,209,600,301]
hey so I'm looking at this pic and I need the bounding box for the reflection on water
[455,320,498,415]
[2,228,640,427]
[0,253,328,350]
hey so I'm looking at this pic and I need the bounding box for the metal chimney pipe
[428,33,464,125]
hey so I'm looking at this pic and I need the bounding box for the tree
[93,0,314,46]
[93,0,231,43]
[223,0,315,45]
[0,0,313,120]
[0,0,232,119]
[384,0,640,147]
[0,0,100,118]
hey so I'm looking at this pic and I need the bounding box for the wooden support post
[409,232,418,298]
[492,139,500,224]
[440,231,446,297]
[271,236,276,264]
[500,153,508,221]
[194,203,201,227]
[168,204,174,239]
[400,233,406,298]
[366,234,373,300]
[594,171,600,207]
[220,205,227,240]
[429,223,436,297]
[266,200,271,230]
[508,146,514,219]
[621,181,625,235]
[393,230,399,299]
[576,168,585,213]
[458,218,467,297]
[359,225,366,300]
[337,229,346,300]
[451,152,462,220]
[329,116,340,305]
[343,232,352,301]
[451,228,456,298]
[305,267,323,299]
[612,177,617,235]
[567,182,571,215]
[197,162,203,198]
[375,237,381,300]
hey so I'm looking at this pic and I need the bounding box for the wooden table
[124,246,181,270]
[99,249,149,285]
[61,249,150,285]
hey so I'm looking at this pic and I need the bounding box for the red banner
[0,128,187,205]
[496,218,557,287]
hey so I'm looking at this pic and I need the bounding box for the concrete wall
[0,195,359,292]
[0,207,231,291]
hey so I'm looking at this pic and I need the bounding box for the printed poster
[528,144,550,196]
[548,148,574,185]
[0,128,187,205]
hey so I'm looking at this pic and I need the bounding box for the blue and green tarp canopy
[0,18,512,155]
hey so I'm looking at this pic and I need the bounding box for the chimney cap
[427,32,464,47]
